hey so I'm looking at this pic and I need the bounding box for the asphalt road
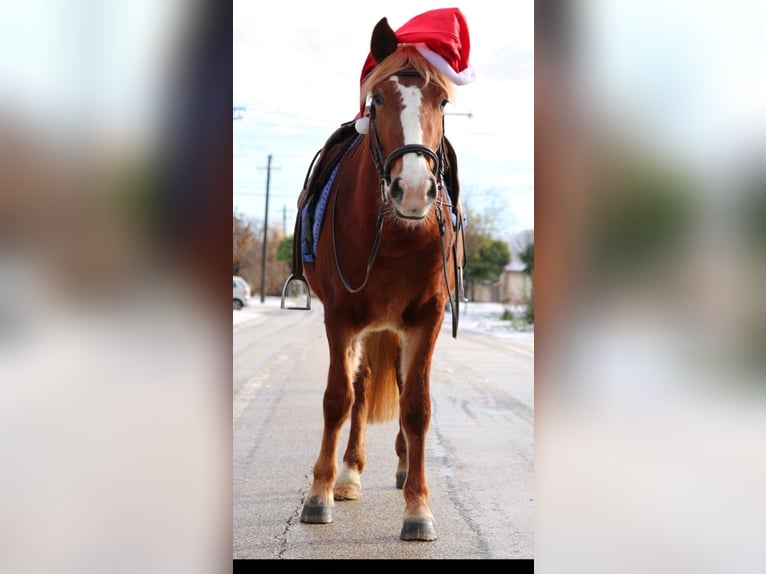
[233,301,534,560]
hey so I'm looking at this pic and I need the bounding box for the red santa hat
[355,7,475,134]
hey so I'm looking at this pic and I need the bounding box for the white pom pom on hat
[355,116,370,134]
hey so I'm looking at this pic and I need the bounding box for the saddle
[281,119,464,311]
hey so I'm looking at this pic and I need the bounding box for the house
[469,230,533,304]
[469,259,532,304]
[499,259,532,305]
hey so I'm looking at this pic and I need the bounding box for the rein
[331,138,385,294]
[330,70,463,336]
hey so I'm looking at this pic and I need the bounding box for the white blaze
[392,77,428,180]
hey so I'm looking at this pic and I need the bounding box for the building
[470,259,532,304]
[469,230,533,304]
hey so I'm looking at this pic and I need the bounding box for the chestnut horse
[293,18,464,541]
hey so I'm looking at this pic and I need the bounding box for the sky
[232,1,535,245]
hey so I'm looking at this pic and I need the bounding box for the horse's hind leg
[394,361,407,489]
[300,334,358,524]
[335,354,371,500]
[395,428,407,489]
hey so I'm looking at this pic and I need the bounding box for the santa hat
[355,8,475,134]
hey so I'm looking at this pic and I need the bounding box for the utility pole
[260,154,272,303]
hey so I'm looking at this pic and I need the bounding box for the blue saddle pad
[301,134,361,262]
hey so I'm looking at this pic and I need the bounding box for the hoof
[334,483,360,500]
[300,497,333,524]
[395,470,406,489]
[400,517,437,541]
[334,467,361,500]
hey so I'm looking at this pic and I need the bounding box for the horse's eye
[373,93,384,106]
[440,99,449,109]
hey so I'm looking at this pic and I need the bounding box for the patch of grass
[502,305,534,331]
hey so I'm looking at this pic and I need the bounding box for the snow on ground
[234,296,534,344]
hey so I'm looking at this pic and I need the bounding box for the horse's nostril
[427,178,437,199]
[391,177,404,202]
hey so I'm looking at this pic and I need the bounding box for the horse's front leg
[300,334,358,524]
[335,352,371,500]
[398,330,439,541]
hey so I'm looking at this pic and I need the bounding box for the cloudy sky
[232,1,535,242]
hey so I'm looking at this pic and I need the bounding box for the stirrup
[280,274,311,310]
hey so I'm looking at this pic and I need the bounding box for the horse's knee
[323,387,354,420]
[400,404,430,432]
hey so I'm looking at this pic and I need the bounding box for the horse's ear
[371,17,398,64]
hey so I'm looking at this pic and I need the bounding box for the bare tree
[233,210,258,279]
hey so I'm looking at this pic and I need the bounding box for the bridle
[331,68,463,336]
[367,69,447,197]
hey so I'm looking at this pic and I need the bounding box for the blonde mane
[360,45,456,111]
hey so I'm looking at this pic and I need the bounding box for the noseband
[367,69,447,195]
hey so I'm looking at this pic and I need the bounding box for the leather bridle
[367,69,447,199]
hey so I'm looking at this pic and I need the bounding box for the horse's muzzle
[389,175,437,220]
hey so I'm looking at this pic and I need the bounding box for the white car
[233,276,251,310]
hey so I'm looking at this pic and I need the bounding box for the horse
[287,17,465,542]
